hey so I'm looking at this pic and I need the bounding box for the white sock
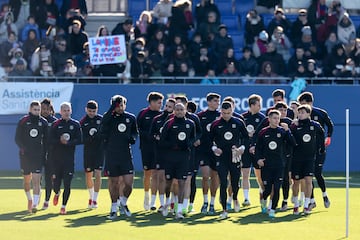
[33,194,40,206]
[183,198,189,209]
[292,196,297,203]
[300,192,305,200]
[174,195,178,204]
[177,203,183,213]
[268,200,272,209]
[227,194,233,204]
[61,204,66,209]
[159,194,165,206]
[166,197,171,205]
[121,197,128,206]
[93,191,99,202]
[322,191,327,197]
[294,198,299,208]
[310,198,316,204]
[304,197,310,208]
[144,191,149,200]
[243,189,249,200]
[88,187,94,200]
[203,194,208,203]
[117,198,121,207]
[210,196,215,205]
[25,191,32,201]
[111,202,117,212]
[150,194,156,207]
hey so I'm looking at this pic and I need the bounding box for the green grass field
[0,171,359,240]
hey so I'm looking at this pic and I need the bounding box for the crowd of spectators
[0,0,359,84]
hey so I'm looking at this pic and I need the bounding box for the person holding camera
[100,95,138,220]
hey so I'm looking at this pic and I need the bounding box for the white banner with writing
[89,35,127,65]
[0,82,74,114]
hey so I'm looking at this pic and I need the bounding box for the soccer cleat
[157,205,164,213]
[60,207,66,215]
[182,208,188,216]
[31,206,37,214]
[260,199,267,213]
[293,207,300,215]
[280,201,288,211]
[303,207,311,215]
[42,202,49,210]
[107,211,117,220]
[234,200,241,213]
[323,196,330,208]
[91,201,98,209]
[175,212,184,220]
[200,202,208,214]
[188,204,194,213]
[170,202,175,214]
[309,202,317,211]
[88,199,92,209]
[242,199,251,207]
[268,209,275,218]
[208,204,215,215]
[118,204,125,215]
[219,211,228,219]
[143,196,150,211]
[27,200,33,213]
[226,202,232,210]
[150,205,157,211]
[53,193,60,206]
[162,205,169,217]
[174,202,178,213]
[122,204,132,217]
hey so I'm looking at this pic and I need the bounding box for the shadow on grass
[0,208,91,221]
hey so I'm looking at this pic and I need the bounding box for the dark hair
[40,98,54,114]
[221,102,232,109]
[274,101,288,109]
[298,104,312,113]
[175,95,188,104]
[223,96,235,106]
[30,100,40,108]
[272,89,285,98]
[167,98,176,104]
[268,109,280,117]
[86,100,98,109]
[206,92,221,102]
[248,94,262,106]
[297,91,314,103]
[187,101,197,113]
[147,92,164,103]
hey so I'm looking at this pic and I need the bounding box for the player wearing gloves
[255,110,295,218]
[209,102,248,219]
[101,95,138,220]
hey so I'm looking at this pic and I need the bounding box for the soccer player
[137,92,163,210]
[15,100,48,213]
[298,92,334,208]
[209,101,248,219]
[290,104,325,215]
[256,110,295,218]
[186,101,197,114]
[241,94,266,206]
[80,100,103,209]
[149,98,176,213]
[175,96,202,214]
[196,93,221,214]
[100,95,138,219]
[159,103,195,219]
[49,102,82,214]
[40,98,57,210]
[266,89,295,119]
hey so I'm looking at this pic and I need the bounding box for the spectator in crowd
[152,0,173,25]
[9,0,33,30]
[22,29,39,63]
[344,34,356,57]
[61,0,87,19]
[271,26,292,63]
[267,8,292,37]
[316,1,342,44]
[162,61,176,81]
[290,60,308,79]
[74,41,89,69]
[337,12,356,45]
[308,0,328,27]
[291,9,315,46]
[0,11,17,43]
[112,18,133,53]
[147,28,167,55]
[30,41,52,75]
[255,0,280,14]
[197,11,219,46]
[200,68,219,84]
[212,24,233,63]
[63,8,86,33]
[67,19,88,56]
[0,31,19,66]
[59,58,77,77]
[168,0,193,43]
[195,0,220,27]
[96,25,109,38]
[245,9,265,46]
[252,30,268,58]
[134,11,156,42]
[288,45,308,76]
[170,44,191,74]
[306,58,323,78]
[349,38,360,66]
[149,42,168,77]
[258,41,285,75]
[324,31,341,56]
[256,61,280,84]
[0,62,12,81]
[336,58,358,82]
[0,3,10,25]
[130,50,152,83]
[187,32,202,64]
[52,38,72,75]
[21,15,40,42]
[238,47,258,82]
[10,47,27,68]
[36,0,60,39]
[300,26,319,59]
[192,44,213,76]
[323,43,347,77]
[216,47,236,75]
[168,33,186,56]
[131,37,146,58]
[9,59,32,80]
[220,61,240,84]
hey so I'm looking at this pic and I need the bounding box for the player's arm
[255,129,266,166]
[251,117,268,146]
[67,122,82,146]
[239,120,249,146]
[129,117,138,145]
[159,121,172,148]
[193,114,202,142]
[80,117,91,144]
[14,119,25,150]
[316,123,326,154]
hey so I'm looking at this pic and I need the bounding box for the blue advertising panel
[1,84,359,172]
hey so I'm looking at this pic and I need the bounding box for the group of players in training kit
[15,89,333,220]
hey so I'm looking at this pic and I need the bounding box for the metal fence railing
[2,76,360,85]
[87,0,128,13]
